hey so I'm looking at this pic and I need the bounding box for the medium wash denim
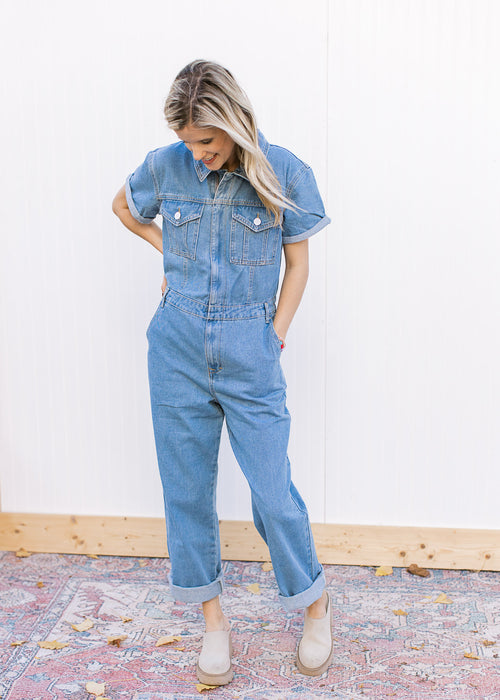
[127,131,330,611]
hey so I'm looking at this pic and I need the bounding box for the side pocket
[146,290,168,339]
[269,321,284,354]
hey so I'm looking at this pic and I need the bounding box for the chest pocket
[161,201,204,260]
[230,207,281,265]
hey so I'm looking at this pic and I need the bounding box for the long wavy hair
[164,59,296,223]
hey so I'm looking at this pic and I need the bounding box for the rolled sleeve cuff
[282,214,331,244]
[125,174,157,224]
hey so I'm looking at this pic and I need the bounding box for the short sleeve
[281,165,330,244]
[125,151,161,224]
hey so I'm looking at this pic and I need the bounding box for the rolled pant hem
[169,575,225,604]
[278,568,326,612]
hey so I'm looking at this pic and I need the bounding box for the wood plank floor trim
[0,513,498,571]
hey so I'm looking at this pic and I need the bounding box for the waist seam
[162,287,276,320]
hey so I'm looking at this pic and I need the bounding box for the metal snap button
[174,209,181,220]
[254,216,261,226]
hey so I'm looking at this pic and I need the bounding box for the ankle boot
[296,591,333,676]
[196,628,233,686]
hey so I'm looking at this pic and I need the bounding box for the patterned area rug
[0,551,498,699]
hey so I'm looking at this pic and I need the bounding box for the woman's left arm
[273,239,309,344]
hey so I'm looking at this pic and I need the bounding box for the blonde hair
[164,59,296,223]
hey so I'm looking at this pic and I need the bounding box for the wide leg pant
[147,288,325,611]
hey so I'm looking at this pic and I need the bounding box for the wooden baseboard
[0,513,498,571]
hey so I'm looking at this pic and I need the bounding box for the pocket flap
[162,201,204,226]
[232,208,279,233]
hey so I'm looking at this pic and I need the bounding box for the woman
[112,59,332,686]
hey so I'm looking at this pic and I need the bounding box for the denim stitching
[230,215,280,266]
[148,150,161,201]
[290,491,314,579]
[285,163,310,199]
[160,194,275,207]
[208,421,220,580]
[165,300,269,321]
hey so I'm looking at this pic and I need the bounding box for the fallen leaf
[173,646,186,651]
[107,634,127,647]
[156,635,182,647]
[37,640,69,649]
[393,609,408,616]
[87,554,99,560]
[410,643,425,650]
[433,593,453,605]
[375,566,393,576]
[196,683,218,692]
[85,681,106,695]
[247,583,261,594]
[464,652,480,660]
[139,559,148,567]
[481,640,496,647]
[120,616,133,623]
[72,618,94,632]
[15,548,31,558]
[10,640,27,647]
[407,563,430,578]
[37,581,44,588]
[261,562,273,572]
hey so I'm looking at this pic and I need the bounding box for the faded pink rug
[0,551,498,699]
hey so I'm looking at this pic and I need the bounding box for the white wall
[0,0,498,529]
[326,0,500,528]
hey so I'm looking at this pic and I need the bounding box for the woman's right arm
[112,184,163,254]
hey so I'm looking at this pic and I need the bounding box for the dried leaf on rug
[156,635,182,646]
[107,634,128,647]
[71,617,94,632]
[433,593,453,604]
[85,681,106,695]
[407,563,431,577]
[247,582,261,594]
[37,640,69,649]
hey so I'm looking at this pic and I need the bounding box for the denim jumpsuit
[126,131,331,611]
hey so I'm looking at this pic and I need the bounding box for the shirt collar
[193,130,270,182]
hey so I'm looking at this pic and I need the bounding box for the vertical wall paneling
[1,1,499,530]
[0,0,329,522]
[326,0,500,528]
